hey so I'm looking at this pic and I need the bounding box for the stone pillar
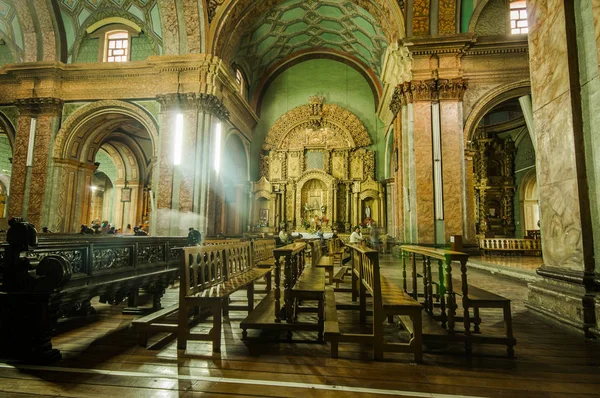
[10,98,62,229]
[524,0,597,334]
[155,93,229,236]
[410,80,437,244]
[438,78,468,241]
[332,183,337,228]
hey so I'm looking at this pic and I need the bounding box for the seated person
[344,226,364,264]
[278,228,290,244]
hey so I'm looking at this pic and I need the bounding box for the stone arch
[54,100,159,161]
[263,103,371,151]
[0,110,16,148]
[384,127,394,179]
[464,80,531,144]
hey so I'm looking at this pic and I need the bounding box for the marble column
[525,0,597,335]
[10,98,62,229]
[392,108,404,242]
[156,93,230,236]
[439,79,468,241]
[410,80,437,244]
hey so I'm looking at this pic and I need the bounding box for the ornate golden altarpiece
[473,132,516,238]
[250,97,385,232]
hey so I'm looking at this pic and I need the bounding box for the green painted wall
[0,43,14,67]
[75,36,99,63]
[75,33,156,63]
[95,149,117,183]
[0,134,12,176]
[461,0,474,32]
[251,58,384,180]
[131,33,156,61]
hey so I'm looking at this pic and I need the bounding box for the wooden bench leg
[177,301,189,350]
[330,337,339,358]
[374,312,384,361]
[359,279,367,325]
[328,266,333,285]
[222,297,230,318]
[247,282,255,314]
[473,307,481,333]
[318,293,324,342]
[410,312,423,363]
[265,270,272,292]
[213,302,222,353]
[504,303,515,357]
[138,328,148,348]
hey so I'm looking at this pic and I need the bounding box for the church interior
[1,0,600,396]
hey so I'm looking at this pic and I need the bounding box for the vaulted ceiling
[234,0,388,90]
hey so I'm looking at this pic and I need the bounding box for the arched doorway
[468,94,535,239]
[51,101,157,233]
[520,169,540,238]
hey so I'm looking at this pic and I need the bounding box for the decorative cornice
[15,97,63,116]
[157,93,230,120]
[389,85,402,116]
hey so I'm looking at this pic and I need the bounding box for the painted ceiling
[59,0,162,60]
[234,0,388,90]
[0,0,23,60]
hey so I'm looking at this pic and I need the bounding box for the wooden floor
[1,255,599,398]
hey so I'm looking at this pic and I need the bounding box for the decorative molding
[438,78,469,100]
[15,98,63,116]
[263,98,371,151]
[390,78,469,114]
[157,93,230,120]
[207,0,225,24]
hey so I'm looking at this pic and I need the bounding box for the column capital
[438,78,468,101]
[15,97,63,116]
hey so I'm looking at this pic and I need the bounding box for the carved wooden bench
[326,244,423,362]
[177,242,273,353]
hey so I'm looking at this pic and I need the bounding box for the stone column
[409,80,437,244]
[524,0,597,335]
[10,98,62,229]
[438,78,468,241]
[332,182,337,228]
[155,93,229,236]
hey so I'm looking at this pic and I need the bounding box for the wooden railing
[273,242,306,322]
[480,238,541,255]
[400,245,469,333]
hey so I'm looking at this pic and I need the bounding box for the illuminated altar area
[250,97,385,233]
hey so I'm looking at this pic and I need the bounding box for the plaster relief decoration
[252,97,382,233]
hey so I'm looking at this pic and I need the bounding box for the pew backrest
[347,243,381,305]
[252,238,276,264]
[181,242,252,297]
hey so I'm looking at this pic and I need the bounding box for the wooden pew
[177,242,273,353]
[480,237,541,256]
[0,228,186,361]
[240,242,327,341]
[400,245,516,356]
[325,244,423,362]
[309,239,341,285]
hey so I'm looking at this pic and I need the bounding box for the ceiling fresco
[58,0,162,60]
[0,0,23,61]
[234,0,388,90]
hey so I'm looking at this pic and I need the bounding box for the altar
[249,97,386,233]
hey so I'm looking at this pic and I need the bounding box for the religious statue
[365,204,371,219]
[320,205,326,214]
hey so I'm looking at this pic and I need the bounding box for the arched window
[105,30,130,62]
[235,68,245,96]
[510,1,528,34]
